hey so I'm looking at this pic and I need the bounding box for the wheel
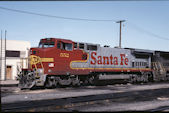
[45,77,53,88]
[71,76,80,87]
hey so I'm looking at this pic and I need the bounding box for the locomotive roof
[124,47,154,53]
[125,47,169,54]
[75,41,100,46]
[155,51,169,57]
[41,38,73,43]
[40,38,168,54]
[155,51,169,53]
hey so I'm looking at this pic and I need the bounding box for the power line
[128,21,169,41]
[0,6,168,41]
[0,6,116,22]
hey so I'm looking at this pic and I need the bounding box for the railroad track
[150,106,169,112]
[2,87,169,112]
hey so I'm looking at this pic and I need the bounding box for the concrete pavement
[0,80,19,87]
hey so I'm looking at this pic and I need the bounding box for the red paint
[120,54,129,65]
[90,52,96,65]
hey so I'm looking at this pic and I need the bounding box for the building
[0,39,30,80]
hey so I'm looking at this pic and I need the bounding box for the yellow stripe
[30,55,54,65]
[70,67,151,71]
[41,58,54,62]
[70,53,89,69]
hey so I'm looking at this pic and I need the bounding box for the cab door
[54,41,73,75]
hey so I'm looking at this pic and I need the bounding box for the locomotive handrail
[152,62,166,74]
[29,55,44,76]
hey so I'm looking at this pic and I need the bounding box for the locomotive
[17,38,169,89]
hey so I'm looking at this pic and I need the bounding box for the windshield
[39,41,55,48]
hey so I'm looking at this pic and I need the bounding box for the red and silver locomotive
[18,38,169,89]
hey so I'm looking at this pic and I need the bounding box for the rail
[2,87,169,112]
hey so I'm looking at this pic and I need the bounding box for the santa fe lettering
[90,52,128,65]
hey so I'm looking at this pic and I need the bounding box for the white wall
[6,40,30,57]
[0,40,31,80]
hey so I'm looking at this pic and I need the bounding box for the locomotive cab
[18,38,76,89]
[30,38,75,74]
[30,38,56,74]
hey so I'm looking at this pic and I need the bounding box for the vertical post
[119,21,122,48]
[5,30,7,80]
[116,20,125,48]
[22,58,23,69]
[26,48,29,69]
[0,30,2,80]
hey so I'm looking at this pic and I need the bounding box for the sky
[0,1,169,51]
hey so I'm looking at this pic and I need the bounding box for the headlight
[49,63,54,67]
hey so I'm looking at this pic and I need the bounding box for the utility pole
[0,30,2,79]
[116,20,125,48]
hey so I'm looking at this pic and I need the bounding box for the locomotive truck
[17,38,169,89]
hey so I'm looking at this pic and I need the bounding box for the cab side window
[74,43,78,49]
[65,43,72,51]
[79,43,84,49]
[57,42,61,49]
[61,42,72,51]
